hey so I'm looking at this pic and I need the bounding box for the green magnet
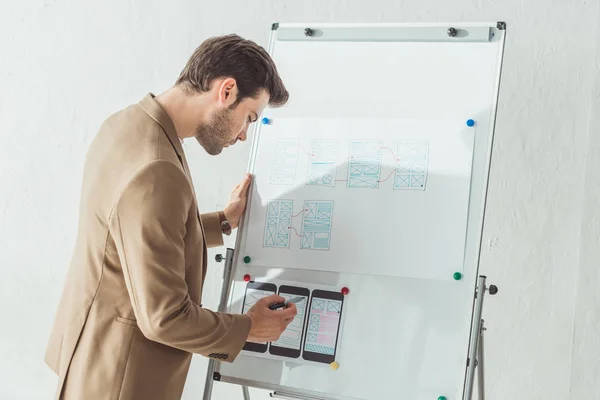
[438,397,447,400]
[243,256,251,264]
[453,272,462,280]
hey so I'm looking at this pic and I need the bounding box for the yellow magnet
[329,361,339,370]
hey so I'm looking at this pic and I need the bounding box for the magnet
[261,117,270,125]
[438,397,447,400]
[244,256,251,264]
[466,119,475,127]
[341,287,350,295]
[243,274,251,282]
[329,361,339,370]
[453,272,462,281]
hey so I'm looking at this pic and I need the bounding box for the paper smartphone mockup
[269,285,310,358]
[241,281,277,353]
[302,289,344,364]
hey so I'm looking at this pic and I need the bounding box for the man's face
[195,89,269,155]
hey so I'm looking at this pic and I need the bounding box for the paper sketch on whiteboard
[238,278,346,366]
[243,117,475,281]
[262,199,334,251]
[306,139,340,187]
[263,199,294,248]
[304,298,341,356]
[347,140,383,189]
[300,201,334,250]
[394,141,429,190]
[270,139,299,185]
[270,292,308,351]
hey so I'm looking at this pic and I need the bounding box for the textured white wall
[1,1,599,399]
[568,13,600,399]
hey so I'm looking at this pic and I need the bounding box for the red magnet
[341,287,349,295]
[243,274,251,282]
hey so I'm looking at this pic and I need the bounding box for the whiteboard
[216,22,506,400]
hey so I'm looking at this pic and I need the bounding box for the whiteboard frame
[209,21,507,400]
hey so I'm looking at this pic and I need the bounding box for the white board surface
[217,22,506,400]
[240,117,476,281]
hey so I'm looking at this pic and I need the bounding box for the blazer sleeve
[200,212,224,248]
[109,160,251,361]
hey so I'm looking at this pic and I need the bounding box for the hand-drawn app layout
[270,139,299,185]
[300,201,334,250]
[242,282,276,353]
[263,200,294,248]
[269,285,310,358]
[307,139,339,187]
[303,290,344,364]
[347,140,383,188]
[394,141,429,190]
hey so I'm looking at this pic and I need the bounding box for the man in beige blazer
[45,34,297,399]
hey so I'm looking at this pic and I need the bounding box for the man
[44,34,297,399]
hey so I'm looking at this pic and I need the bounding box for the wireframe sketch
[304,298,342,356]
[242,288,274,314]
[271,294,308,350]
[300,201,333,250]
[394,141,429,190]
[263,200,293,248]
[347,140,383,188]
[306,140,339,187]
[270,139,299,185]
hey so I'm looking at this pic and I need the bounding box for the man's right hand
[246,294,297,342]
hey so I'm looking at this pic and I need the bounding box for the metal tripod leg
[476,319,485,400]
[202,359,216,400]
[242,385,251,400]
[202,248,251,400]
[463,276,497,400]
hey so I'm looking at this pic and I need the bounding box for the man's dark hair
[176,34,289,108]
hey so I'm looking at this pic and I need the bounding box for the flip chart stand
[200,20,505,400]
[463,276,498,400]
[202,248,252,400]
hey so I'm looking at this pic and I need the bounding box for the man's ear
[218,77,238,107]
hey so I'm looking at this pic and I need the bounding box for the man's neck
[155,87,211,140]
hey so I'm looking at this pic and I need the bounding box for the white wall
[1,1,599,399]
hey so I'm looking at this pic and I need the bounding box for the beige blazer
[44,93,251,399]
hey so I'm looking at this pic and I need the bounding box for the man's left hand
[223,173,252,229]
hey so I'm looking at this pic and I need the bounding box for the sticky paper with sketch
[238,278,346,365]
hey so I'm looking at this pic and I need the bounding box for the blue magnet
[261,117,270,125]
[466,119,475,127]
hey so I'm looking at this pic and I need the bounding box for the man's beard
[194,107,235,155]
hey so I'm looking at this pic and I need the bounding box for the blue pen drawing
[263,200,294,248]
[300,201,334,250]
[347,140,383,188]
[394,141,429,190]
[270,139,299,185]
[306,140,339,187]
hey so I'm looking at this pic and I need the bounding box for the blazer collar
[138,93,184,157]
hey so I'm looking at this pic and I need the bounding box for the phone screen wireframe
[269,285,310,358]
[241,281,277,353]
[302,289,344,364]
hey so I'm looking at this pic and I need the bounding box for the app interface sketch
[305,297,342,355]
[271,293,308,350]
